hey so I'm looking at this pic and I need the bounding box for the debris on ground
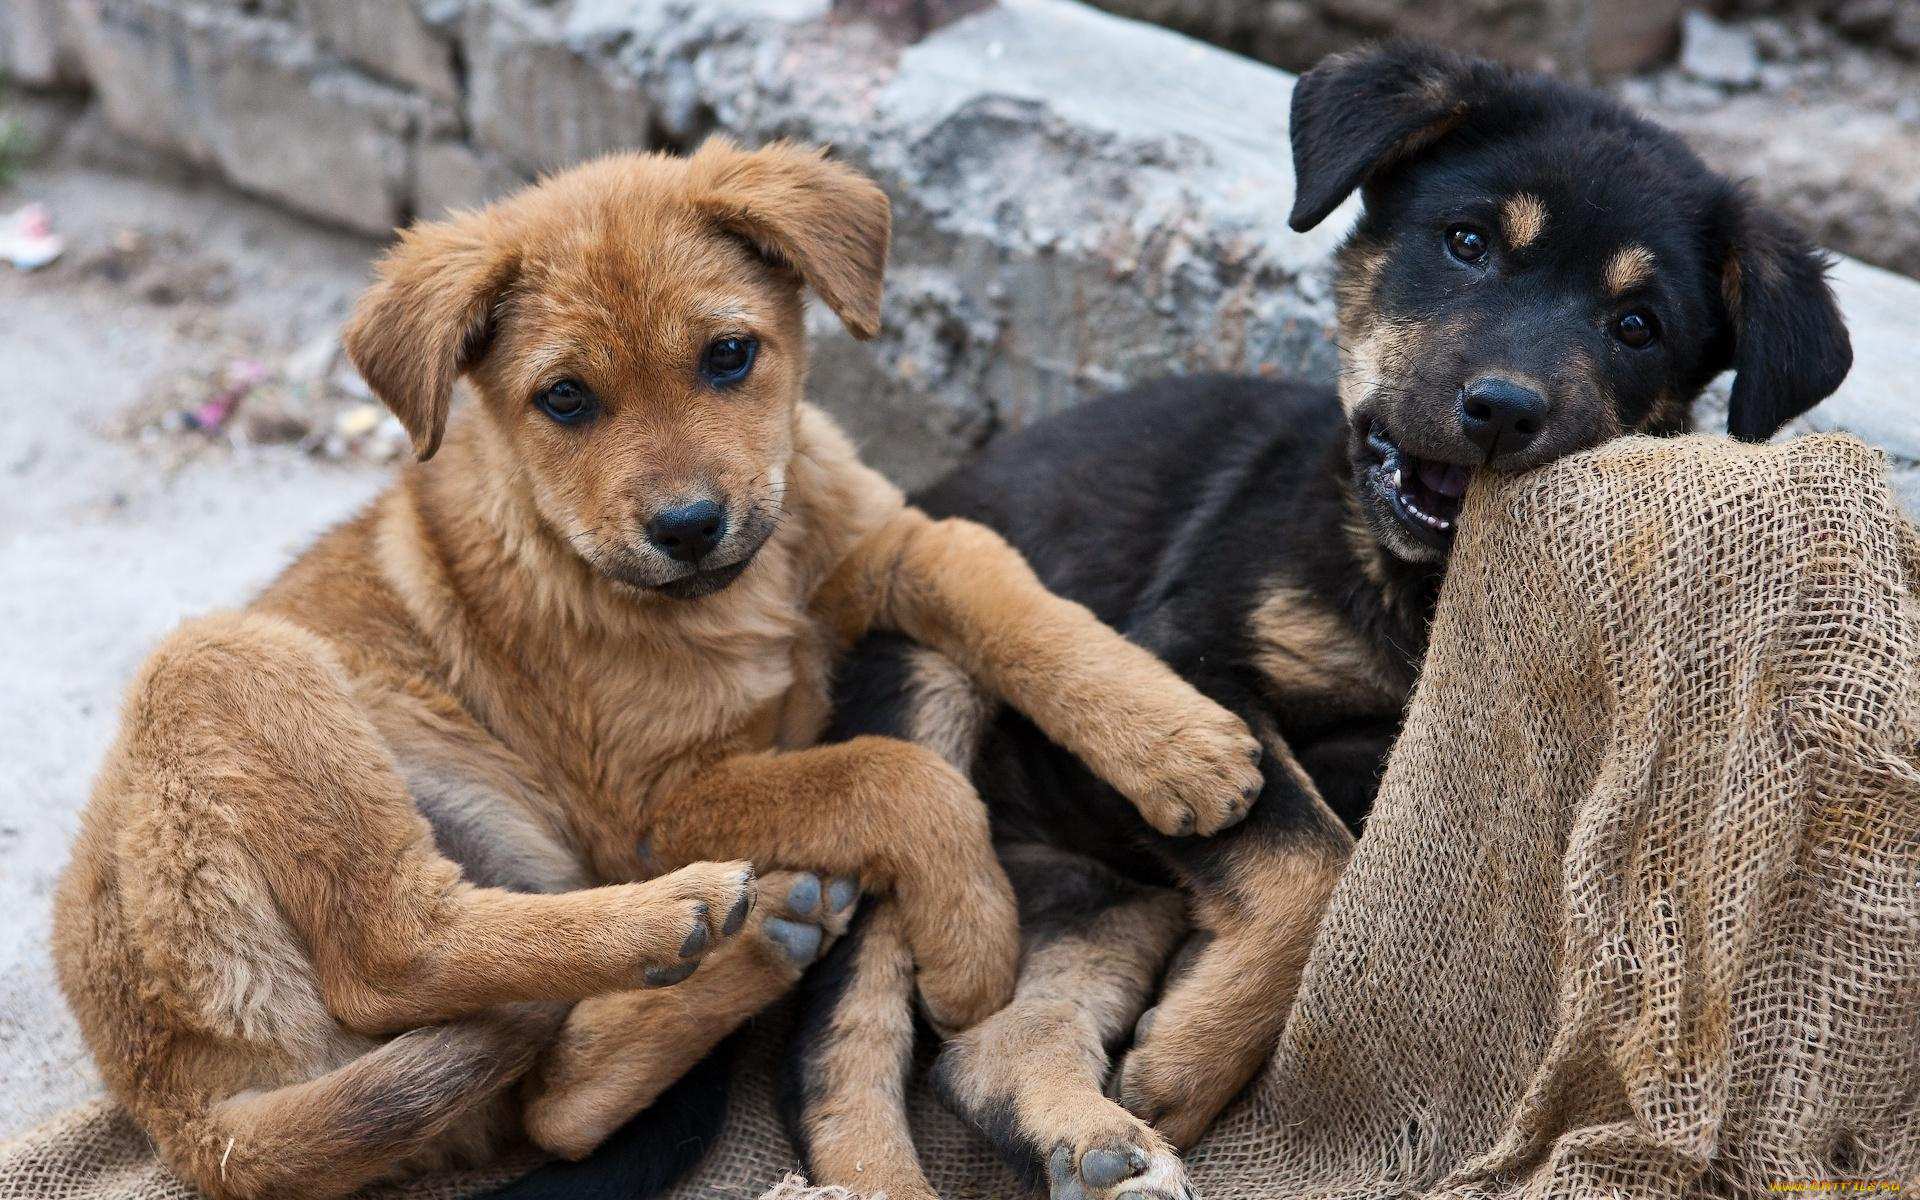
[123,333,406,467]
[186,359,267,433]
[75,227,232,305]
[0,204,63,270]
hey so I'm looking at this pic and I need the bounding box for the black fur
[1290,42,1849,490]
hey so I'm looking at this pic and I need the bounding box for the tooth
[1393,468,1403,490]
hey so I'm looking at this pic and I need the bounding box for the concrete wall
[4,0,1913,503]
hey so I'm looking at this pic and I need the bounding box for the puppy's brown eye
[701,337,757,388]
[1614,311,1659,349]
[535,379,597,425]
[1446,226,1489,264]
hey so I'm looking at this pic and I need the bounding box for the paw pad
[827,876,858,912]
[1046,1138,1193,1200]
[680,905,711,957]
[785,874,822,914]
[764,916,824,964]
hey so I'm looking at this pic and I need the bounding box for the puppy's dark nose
[1458,378,1547,460]
[647,500,726,564]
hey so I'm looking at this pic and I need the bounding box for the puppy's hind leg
[779,633,996,1200]
[121,613,757,1034]
[191,1004,566,1200]
[1113,728,1353,1148]
[935,845,1192,1200]
[785,901,934,1200]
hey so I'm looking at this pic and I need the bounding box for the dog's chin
[651,559,753,600]
[1351,419,1473,564]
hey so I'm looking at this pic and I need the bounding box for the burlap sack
[6,432,1916,1199]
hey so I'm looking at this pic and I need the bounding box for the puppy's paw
[1088,679,1262,838]
[745,870,859,977]
[1046,1130,1194,1200]
[624,860,756,988]
[1108,1007,1242,1151]
[906,864,1020,1035]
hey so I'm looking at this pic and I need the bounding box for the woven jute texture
[5,432,1916,1199]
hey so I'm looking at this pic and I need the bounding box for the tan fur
[1604,244,1657,296]
[52,140,1262,1200]
[1336,320,1420,416]
[794,906,934,1200]
[1249,585,1404,709]
[1501,193,1548,250]
[1113,795,1349,1148]
[906,646,997,770]
[1722,247,1746,318]
[1332,241,1385,349]
[522,870,854,1159]
[937,874,1192,1199]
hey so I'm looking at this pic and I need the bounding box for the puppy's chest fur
[276,406,898,889]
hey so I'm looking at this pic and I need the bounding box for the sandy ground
[0,161,391,1135]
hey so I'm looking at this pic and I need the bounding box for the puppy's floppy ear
[1718,197,1852,442]
[342,215,518,461]
[1288,41,1488,233]
[689,137,891,340]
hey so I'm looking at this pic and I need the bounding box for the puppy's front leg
[825,509,1265,837]
[639,737,1018,1032]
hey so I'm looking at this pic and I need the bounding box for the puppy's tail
[192,1003,564,1200]
[476,1035,737,1200]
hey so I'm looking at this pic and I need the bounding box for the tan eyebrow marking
[700,302,760,325]
[1501,193,1547,250]
[1604,244,1658,296]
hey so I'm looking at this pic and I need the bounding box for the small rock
[1680,11,1761,89]
[237,391,314,445]
[334,402,384,439]
[1654,73,1730,114]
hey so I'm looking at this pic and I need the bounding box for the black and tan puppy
[762,42,1853,1200]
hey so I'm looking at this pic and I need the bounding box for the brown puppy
[51,139,1264,1200]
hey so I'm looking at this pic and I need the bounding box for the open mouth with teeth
[1362,422,1473,549]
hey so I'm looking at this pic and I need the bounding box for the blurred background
[1,0,1915,1141]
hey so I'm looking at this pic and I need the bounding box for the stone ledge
[11,0,1917,503]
